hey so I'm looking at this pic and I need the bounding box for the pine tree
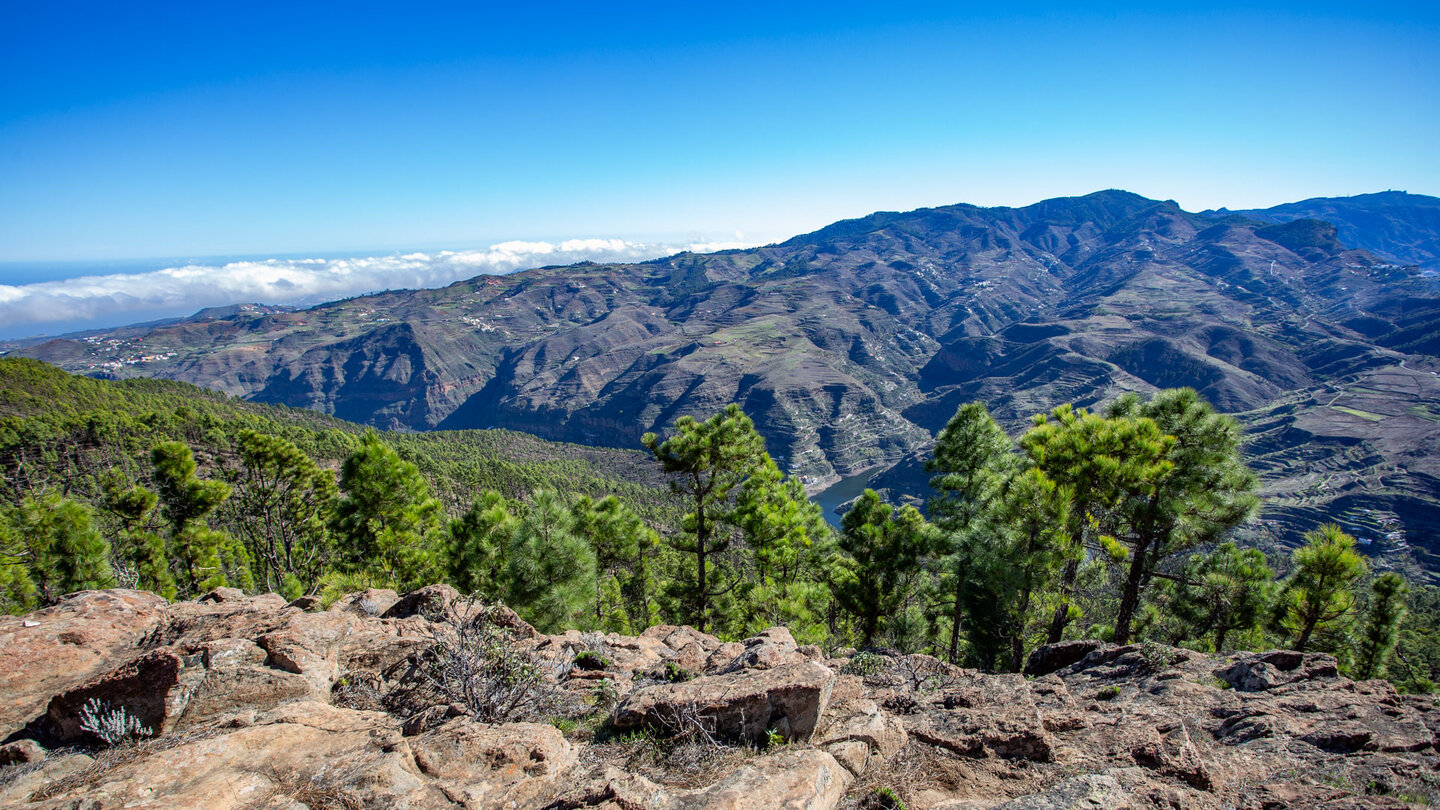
[1166,542,1274,652]
[0,504,40,614]
[1104,389,1259,644]
[1020,404,1160,643]
[450,490,516,599]
[927,401,1017,662]
[101,477,176,598]
[1276,524,1368,652]
[731,454,834,642]
[152,441,250,595]
[4,492,116,603]
[226,430,337,597]
[643,404,768,633]
[570,494,660,632]
[333,432,446,591]
[1353,572,1409,680]
[831,489,931,647]
[991,468,1072,672]
[506,489,596,633]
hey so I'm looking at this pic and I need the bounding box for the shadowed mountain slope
[6,190,1439,563]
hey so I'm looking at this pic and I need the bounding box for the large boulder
[254,608,362,694]
[680,748,852,809]
[408,719,576,807]
[815,698,907,775]
[328,587,400,617]
[1214,649,1339,692]
[382,584,461,620]
[907,673,1054,761]
[611,661,836,744]
[0,589,167,740]
[44,647,204,743]
[712,627,808,674]
[1024,640,1108,677]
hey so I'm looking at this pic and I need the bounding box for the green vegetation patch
[1329,406,1386,422]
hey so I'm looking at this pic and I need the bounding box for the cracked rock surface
[3,589,1439,809]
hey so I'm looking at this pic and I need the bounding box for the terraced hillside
[6,191,1439,561]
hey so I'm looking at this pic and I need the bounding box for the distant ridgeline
[2,358,1440,694]
[4,191,1438,574]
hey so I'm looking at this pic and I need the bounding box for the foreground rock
[610,660,836,744]
[2,589,1439,809]
[0,590,168,741]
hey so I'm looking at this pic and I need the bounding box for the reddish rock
[0,589,167,740]
[612,660,836,744]
[327,587,400,617]
[5,589,1440,810]
[45,647,203,743]
[382,583,460,619]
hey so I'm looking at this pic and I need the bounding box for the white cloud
[0,237,757,337]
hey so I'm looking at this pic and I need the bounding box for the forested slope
[8,191,1439,568]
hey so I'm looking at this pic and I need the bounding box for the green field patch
[1407,405,1440,423]
[1329,405,1386,422]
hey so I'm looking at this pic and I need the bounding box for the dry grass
[237,763,368,810]
[0,758,47,790]
[583,713,762,791]
[30,727,225,800]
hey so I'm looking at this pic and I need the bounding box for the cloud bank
[0,238,751,338]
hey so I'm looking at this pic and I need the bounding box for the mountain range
[5,190,1439,570]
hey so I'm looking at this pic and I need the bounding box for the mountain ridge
[5,190,1439,564]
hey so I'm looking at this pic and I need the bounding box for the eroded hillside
[8,191,1440,557]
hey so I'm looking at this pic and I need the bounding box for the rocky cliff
[3,588,1439,809]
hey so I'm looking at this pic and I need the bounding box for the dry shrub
[31,728,224,801]
[410,597,571,723]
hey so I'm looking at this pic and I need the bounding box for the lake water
[809,468,883,529]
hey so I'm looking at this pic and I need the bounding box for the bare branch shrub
[651,700,723,750]
[413,597,569,723]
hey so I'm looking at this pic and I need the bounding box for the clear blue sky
[2,0,1437,262]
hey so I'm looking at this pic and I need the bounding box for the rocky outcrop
[611,660,837,744]
[3,590,1440,810]
[0,590,168,741]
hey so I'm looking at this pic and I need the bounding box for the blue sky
[0,1,1436,334]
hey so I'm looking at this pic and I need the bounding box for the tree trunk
[1010,585,1033,673]
[1046,557,1080,644]
[1296,614,1317,652]
[948,586,963,664]
[1112,539,1150,645]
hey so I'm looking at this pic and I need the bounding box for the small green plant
[573,651,611,671]
[1096,685,1121,701]
[841,650,885,676]
[764,727,785,749]
[592,678,620,712]
[863,786,908,810]
[663,661,693,683]
[548,717,580,733]
[1208,676,1232,690]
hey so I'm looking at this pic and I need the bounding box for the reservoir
[809,467,882,529]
